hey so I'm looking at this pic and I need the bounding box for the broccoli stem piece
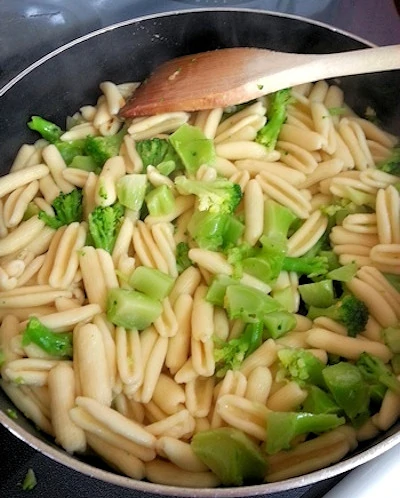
[322,362,370,422]
[175,175,242,214]
[256,88,291,151]
[263,311,296,339]
[307,294,369,337]
[145,184,176,217]
[129,266,174,301]
[302,385,341,415]
[169,124,216,175]
[265,411,345,454]
[106,288,163,330]
[298,280,335,308]
[326,262,358,282]
[277,348,326,387]
[116,174,148,212]
[28,116,63,143]
[22,317,72,358]
[191,427,267,486]
[225,284,282,322]
[263,199,297,241]
[38,188,83,230]
[356,352,400,396]
[382,326,400,354]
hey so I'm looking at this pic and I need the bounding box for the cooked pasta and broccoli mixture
[0,78,400,487]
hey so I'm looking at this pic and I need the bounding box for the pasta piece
[146,409,195,439]
[152,373,185,415]
[95,156,126,207]
[287,210,328,257]
[216,393,269,440]
[145,459,220,488]
[48,362,86,453]
[245,366,273,405]
[116,326,143,392]
[74,323,112,406]
[306,327,392,362]
[376,186,400,244]
[185,377,215,418]
[191,285,214,342]
[156,436,208,472]
[128,112,189,140]
[166,294,193,374]
[243,179,264,246]
[191,336,215,377]
[266,381,308,412]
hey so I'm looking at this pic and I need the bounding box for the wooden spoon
[120,45,400,117]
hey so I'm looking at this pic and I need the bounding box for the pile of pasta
[0,78,399,488]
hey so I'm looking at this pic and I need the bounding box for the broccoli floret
[308,294,369,337]
[175,175,242,214]
[214,322,263,377]
[256,88,291,151]
[22,317,72,358]
[88,202,124,253]
[282,255,329,278]
[277,348,326,387]
[38,188,83,229]
[376,146,400,176]
[84,127,126,167]
[28,116,63,143]
[175,242,192,274]
[55,139,86,165]
[136,137,181,171]
[357,352,400,396]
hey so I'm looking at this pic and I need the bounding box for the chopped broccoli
[307,294,369,337]
[382,325,400,354]
[6,408,18,420]
[169,124,216,175]
[84,127,126,167]
[0,349,5,368]
[28,116,63,143]
[191,427,267,486]
[22,317,72,358]
[298,280,335,308]
[145,184,175,217]
[129,266,174,301]
[22,468,37,491]
[256,88,291,151]
[263,311,296,339]
[38,188,83,229]
[175,175,242,214]
[281,255,329,278]
[265,411,345,454]
[322,362,370,423]
[214,321,263,377]
[55,139,86,165]
[188,211,244,251]
[225,284,283,322]
[277,348,326,388]
[136,137,181,170]
[263,199,297,242]
[376,146,400,176]
[357,352,400,396]
[302,385,341,415]
[88,202,124,253]
[116,174,148,212]
[107,288,162,330]
[175,242,192,274]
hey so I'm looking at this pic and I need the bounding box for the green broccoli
[88,202,124,253]
[38,188,83,229]
[307,294,369,337]
[175,176,242,214]
[175,242,192,274]
[135,137,181,171]
[84,127,126,167]
[376,146,400,176]
[281,255,329,278]
[263,198,297,242]
[382,325,400,354]
[265,411,345,454]
[277,348,326,387]
[169,124,216,175]
[214,322,263,377]
[191,427,267,486]
[187,211,244,251]
[28,116,63,143]
[22,468,37,491]
[357,352,400,396]
[22,317,72,358]
[256,88,291,151]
